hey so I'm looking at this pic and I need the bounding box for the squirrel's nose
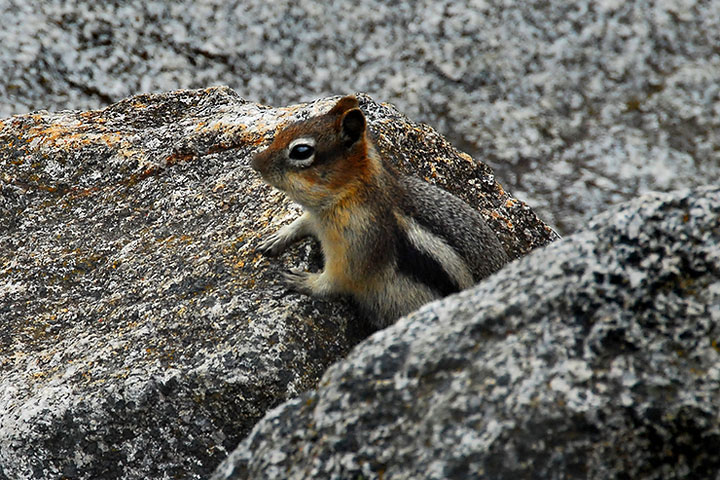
[251,150,266,172]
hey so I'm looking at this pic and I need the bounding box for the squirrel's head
[252,95,379,211]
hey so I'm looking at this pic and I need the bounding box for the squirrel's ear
[340,108,366,145]
[328,95,359,116]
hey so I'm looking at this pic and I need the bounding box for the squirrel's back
[399,175,509,282]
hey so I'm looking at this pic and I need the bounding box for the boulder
[2,1,719,233]
[213,186,720,480]
[0,88,554,479]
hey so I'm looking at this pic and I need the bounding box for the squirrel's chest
[318,227,355,286]
[315,209,382,291]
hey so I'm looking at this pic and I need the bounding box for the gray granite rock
[2,0,718,233]
[0,88,553,479]
[213,186,720,480]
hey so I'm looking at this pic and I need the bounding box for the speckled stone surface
[0,88,554,479]
[2,0,719,234]
[213,186,720,480]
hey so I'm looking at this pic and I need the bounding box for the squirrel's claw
[257,233,286,256]
[282,268,314,295]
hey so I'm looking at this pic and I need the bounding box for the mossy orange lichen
[458,152,475,164]
[491,210,514,230]
[27,121,127,153]
[165,152,195,166]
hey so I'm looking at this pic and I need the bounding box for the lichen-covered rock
[2,1,719,234]
[213,186,720,480]
[0,88,554,479]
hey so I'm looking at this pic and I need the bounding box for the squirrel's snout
[251,150,267,173]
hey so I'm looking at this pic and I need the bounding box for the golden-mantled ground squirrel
[252,96,509,327]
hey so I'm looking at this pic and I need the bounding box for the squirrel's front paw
[257,232,288,256]
[282,268,317,295]
[283,269,336,297]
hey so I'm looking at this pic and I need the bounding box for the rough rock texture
[214,186,720,480]
[2,0,719,233]
[0,88,554,479]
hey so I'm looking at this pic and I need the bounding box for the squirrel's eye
[289,144,315,161]
[287,137,316,167]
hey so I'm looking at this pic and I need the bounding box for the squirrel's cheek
[294,169,322,188]
[284,172,332,208]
